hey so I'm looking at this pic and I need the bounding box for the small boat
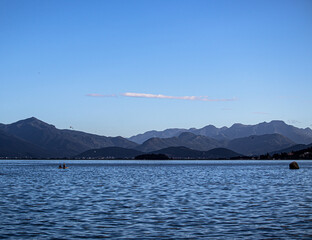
[58,163,68,169]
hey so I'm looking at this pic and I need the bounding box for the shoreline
[1,158,311,161]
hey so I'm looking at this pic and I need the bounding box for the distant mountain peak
[24,116,47,122]
[30,116,38,120]
[231,123,248,128]
[18,117,43,123]
[18,117,39,123]
[269,120,287,125]
[14,117,56,129]
[0,117,138,158]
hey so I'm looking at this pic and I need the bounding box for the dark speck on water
[0,160,312,239]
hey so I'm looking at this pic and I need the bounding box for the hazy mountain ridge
[135,132,295,156]
[128,128,188,144]
[135,132,222,152]
[225,133,295,156]
[129,120,312,144]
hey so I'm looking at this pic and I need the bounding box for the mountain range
[129,120,312,144]
[133,132,295,156]
[0,117,137,158]
[0,117,311,158]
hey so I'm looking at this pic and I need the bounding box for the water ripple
[0,160,312,239]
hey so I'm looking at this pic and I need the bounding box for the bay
[0,160,311,239]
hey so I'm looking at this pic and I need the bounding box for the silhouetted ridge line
[0,117,138,158]
[129,120,312,144]
[1,117,310,158]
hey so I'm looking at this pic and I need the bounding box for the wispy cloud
[121,92,236,102]
[86,92,237,102]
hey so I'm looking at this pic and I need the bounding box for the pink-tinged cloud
[122,92,236,102]
[86,92,236,102]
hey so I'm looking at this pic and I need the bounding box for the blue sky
[1,0,312,137]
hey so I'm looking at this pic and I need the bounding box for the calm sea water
[0,160,311,239]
